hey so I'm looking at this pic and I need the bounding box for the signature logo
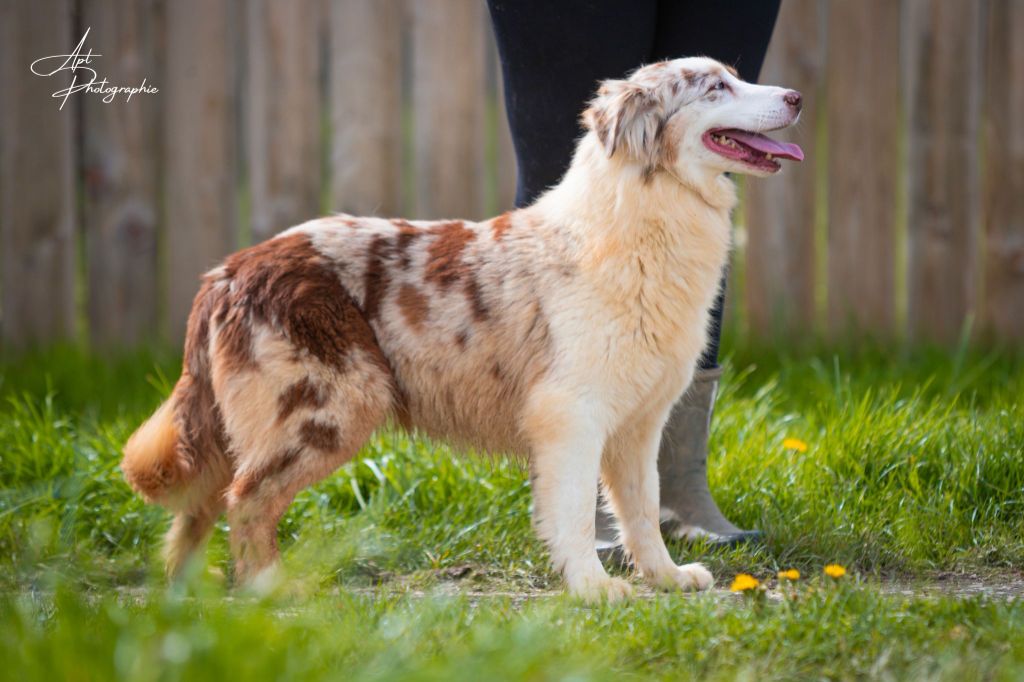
[30,27,158,110]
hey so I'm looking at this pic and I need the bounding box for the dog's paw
[236,562,283,596]
[648,562,715,592]
[568,574,634,604]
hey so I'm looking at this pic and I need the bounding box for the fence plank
[411,0,486,219]
[0,0,76,346]
[248,0,321,242]
[825,0,901,336]
[905,0,982,343]
[745,0,822,337]
[982,0,1024,341]
[492,44,517,213]
[164,0,237,341]
[81,0,160,348]
[328,0,403,217]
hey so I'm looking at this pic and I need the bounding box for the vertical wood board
[745,0,822,337]
[411,0,486,220]
[329,0,403,217]
[164,0,237,341]
[826,0,902,335]
[0,0,77,345]
[248,0,321,243]
[981,0,1024,340]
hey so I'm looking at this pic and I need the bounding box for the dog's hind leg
[163,498,225,578]
[159,377,234,579]
[224,410,386,584]
[601,406,714,592]
[213,332,394,586]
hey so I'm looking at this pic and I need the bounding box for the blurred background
[1,0,1021,351]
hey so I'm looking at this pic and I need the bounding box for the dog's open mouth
[702,129,804,172]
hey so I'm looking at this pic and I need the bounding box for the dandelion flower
[824,564,847,579]
[777,569,800,581]
[730,573,760,592]
[782,438,808,453]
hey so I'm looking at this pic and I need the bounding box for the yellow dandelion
[782,438,808,453]
[777,569,800,581]
[824,564,847,579]
[730,573,760,592]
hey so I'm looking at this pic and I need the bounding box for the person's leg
[652,1,780,83]
[485,0,657,207]
[649,0,781,544]
[654,0,781,372]
[488,0,782,551]
[487,0,661,561]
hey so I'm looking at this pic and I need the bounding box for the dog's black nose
[784,90,803,111]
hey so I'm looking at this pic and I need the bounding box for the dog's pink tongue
[726,130,804,161]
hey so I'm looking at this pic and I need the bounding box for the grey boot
[657,366,761,545]
[595,367,760,558]
[594,493,627,564]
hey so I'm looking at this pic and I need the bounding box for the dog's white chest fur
[528,141,735,429]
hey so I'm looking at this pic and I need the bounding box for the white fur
[508,57,798,598]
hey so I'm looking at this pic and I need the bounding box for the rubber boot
[657,366,761,545]
[594,367,760,558]
[594,493,628,566]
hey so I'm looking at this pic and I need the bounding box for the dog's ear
[583,79,663,177]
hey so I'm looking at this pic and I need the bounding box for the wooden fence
[1,0,1022,349]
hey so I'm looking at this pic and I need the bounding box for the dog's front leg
[602,407,714,593]
[525,394,632,603]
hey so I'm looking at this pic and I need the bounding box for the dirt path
[878,573,1024,601]
[354,569,1024,603]
[98,570,1024,604]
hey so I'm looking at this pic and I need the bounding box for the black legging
[487,0,781,369]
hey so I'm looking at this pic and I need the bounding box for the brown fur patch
[586,106,615,153]
[277,378,330,424]
[174,277,232,476]
[300,420,341,453]
[215,297,256,374]
[222,234,385,373]
[659,120,679,170]
[682,68,704,88]
[391,219,422,270]
[724,64,739,77]
[422,221,491,321]
[491,212,514,241]
[363,235,393,321]
[425,221,475,289]
[173,232,399,496]
[184,278,219,378]
[396,232,420,270]
[231,447,302,499]
[396,284,429,330]
[464,275,490,322]
[172,373,229,483]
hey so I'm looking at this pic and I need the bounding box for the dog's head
[582,56,804,180]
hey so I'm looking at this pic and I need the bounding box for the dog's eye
[708,80,726,94]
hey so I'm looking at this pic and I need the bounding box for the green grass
[1,343,1022,680]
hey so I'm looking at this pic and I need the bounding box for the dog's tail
[121,397,192,504]
[123,274,227,507]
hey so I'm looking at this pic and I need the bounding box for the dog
[122,56,803,601]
